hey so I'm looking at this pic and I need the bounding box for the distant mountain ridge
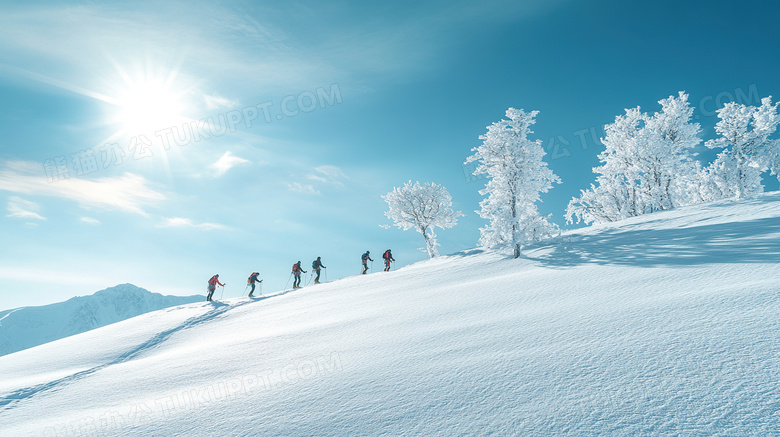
[0,284,201,356]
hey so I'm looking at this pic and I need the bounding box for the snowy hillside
[1,194,779,436]
[0,284,201,357]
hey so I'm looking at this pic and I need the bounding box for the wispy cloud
[287,182,320,195]
[306,165,348,187]
[80,217,101,225]
[158,217,228,231]
[204,93,239,110]
[211,151,251,177]
[6,196,46,220]
[0,160,165,215]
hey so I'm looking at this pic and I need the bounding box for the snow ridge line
[0,308,23,326]
[0,297,263,411]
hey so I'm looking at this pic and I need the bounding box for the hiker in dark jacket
[312,257,326,284]
[247,272,262,297]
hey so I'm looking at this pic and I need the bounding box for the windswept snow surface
[0,284,202,356]
[1,194,779,436]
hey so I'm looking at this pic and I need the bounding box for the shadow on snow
[0,288,299,411]
[531,216,780,269]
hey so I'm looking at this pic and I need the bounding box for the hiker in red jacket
[292,261,306,288]
[207,274,225,301]
[382,249,395,272]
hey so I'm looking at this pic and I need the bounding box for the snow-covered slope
[0,284,202,357]
[1,194,779,436]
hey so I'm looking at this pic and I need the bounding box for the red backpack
[292,263,299,272]
[247,272,259,284]
[208,275,219,286]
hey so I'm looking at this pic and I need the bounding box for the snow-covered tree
[566,92,701,224]
[383,181,463,258]
[465,108,561,258]
[566,175,633,225]
[645,92,703,207]
[768,137,780,183]
[702,97,780,200]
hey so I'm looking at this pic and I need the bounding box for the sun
[113,76,186,136]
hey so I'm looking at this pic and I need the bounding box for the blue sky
[1,0,779,309]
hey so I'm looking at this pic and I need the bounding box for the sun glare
[114,78,186,136]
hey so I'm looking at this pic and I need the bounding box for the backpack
[292,263,299,272]
[247,272,258,284]
[312,260,318,269]
[208,275,218,286]
[361,253,368,262]
[383,250,390,260]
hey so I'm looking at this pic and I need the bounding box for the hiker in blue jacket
[361,251,373,274]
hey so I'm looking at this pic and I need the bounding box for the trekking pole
[324,269,328,282]
[284,272,292,290]
[244,284,249,297]
[220,284,225,300]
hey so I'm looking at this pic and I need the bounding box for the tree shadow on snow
[530,216,780,269]
[448,249,486,258]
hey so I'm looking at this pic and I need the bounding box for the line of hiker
[206,249,395,301]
